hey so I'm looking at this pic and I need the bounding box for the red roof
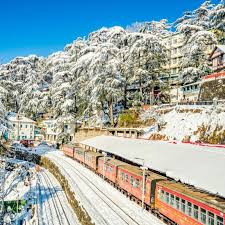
[203,71,225,80]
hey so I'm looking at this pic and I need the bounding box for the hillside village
[0,1,224,146]
[0,1,225,225]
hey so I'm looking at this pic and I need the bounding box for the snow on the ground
[81,135,225,198]
[4,160,33,201]
[37,168,80,225]
[4,158,80,225]
[141,104,225,142]
[46,150,164,225]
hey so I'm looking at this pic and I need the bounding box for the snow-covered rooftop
[81,135,225,198]
[8,113,35,123]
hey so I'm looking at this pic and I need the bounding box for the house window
[30,125,33,129]
[25,124,28,128]
[13,124,15,127]
[193,205,199,220]
[200,208,207,224]
[20,124,23,128]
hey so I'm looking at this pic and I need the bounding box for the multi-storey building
[8,114,36,141]
[162,32,215,102]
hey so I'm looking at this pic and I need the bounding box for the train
[63,144,225,225]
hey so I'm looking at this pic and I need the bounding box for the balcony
[212,60,225,72]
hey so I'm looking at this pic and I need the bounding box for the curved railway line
[49,153,163,225]
[37,169,79,225]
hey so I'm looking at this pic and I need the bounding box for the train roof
[81,135,225,198]
[85,151,103,157]
[158,180,225,213]
[118,163,165,180]
[100,156,127,166]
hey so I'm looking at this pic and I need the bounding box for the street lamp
[102,152,107,180]
[134,157,148,211]
[140,166,148,210]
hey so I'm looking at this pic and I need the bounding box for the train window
[170,194,175,207]
[200,208,207,224]
[130,176,134,186]
[121,172,124,181]
[175,197,180,210]
[135,179,140,188]
[187,202,192,216]
[216,216,224,225]
[125,174,129,182]
[181,199,186,213]
[160,190,165,201]
[193,205,199,220]
[166,192,170,204]
[208,212,215,225]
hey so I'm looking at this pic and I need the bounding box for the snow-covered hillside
[0,0,224,138]
[141,104,225,144]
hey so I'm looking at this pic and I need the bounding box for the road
[36,167,80,225]
[47,150,164,225]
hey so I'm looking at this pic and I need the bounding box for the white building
[8,114,36,141]
[42,119,76,143]
[41,119,59,143]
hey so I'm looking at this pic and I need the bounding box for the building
[8,114,36,141]
[209,45,225,72]
[162,33,185,80]
[42,118,77,143]
[41,119,59,143]
[162,33,215,81]
[181,81,201,101]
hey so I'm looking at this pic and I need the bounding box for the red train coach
[117,164,165,208]
[98,157,126,184]
[156,180,225,225]
[63,145,74,158]
[84,151,102,171]
[74,147,88,163]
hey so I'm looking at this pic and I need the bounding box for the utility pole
[0,157,6,224]
[134,157,148,211]
[102,152,107,180]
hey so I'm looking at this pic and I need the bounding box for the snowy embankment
[141,104,225,143]
[4,158,79,225]
[46,150,164,225]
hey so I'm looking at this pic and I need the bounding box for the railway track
[37,169,77,225]
[50,154,146,225]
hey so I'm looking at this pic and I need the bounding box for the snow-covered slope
[141,104,225,144]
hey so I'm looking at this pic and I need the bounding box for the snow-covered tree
[175,1,218,83]
[210,0,225,43]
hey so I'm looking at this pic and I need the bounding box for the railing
[147,99,225,112]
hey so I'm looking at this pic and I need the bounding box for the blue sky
[0,0,219,63]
